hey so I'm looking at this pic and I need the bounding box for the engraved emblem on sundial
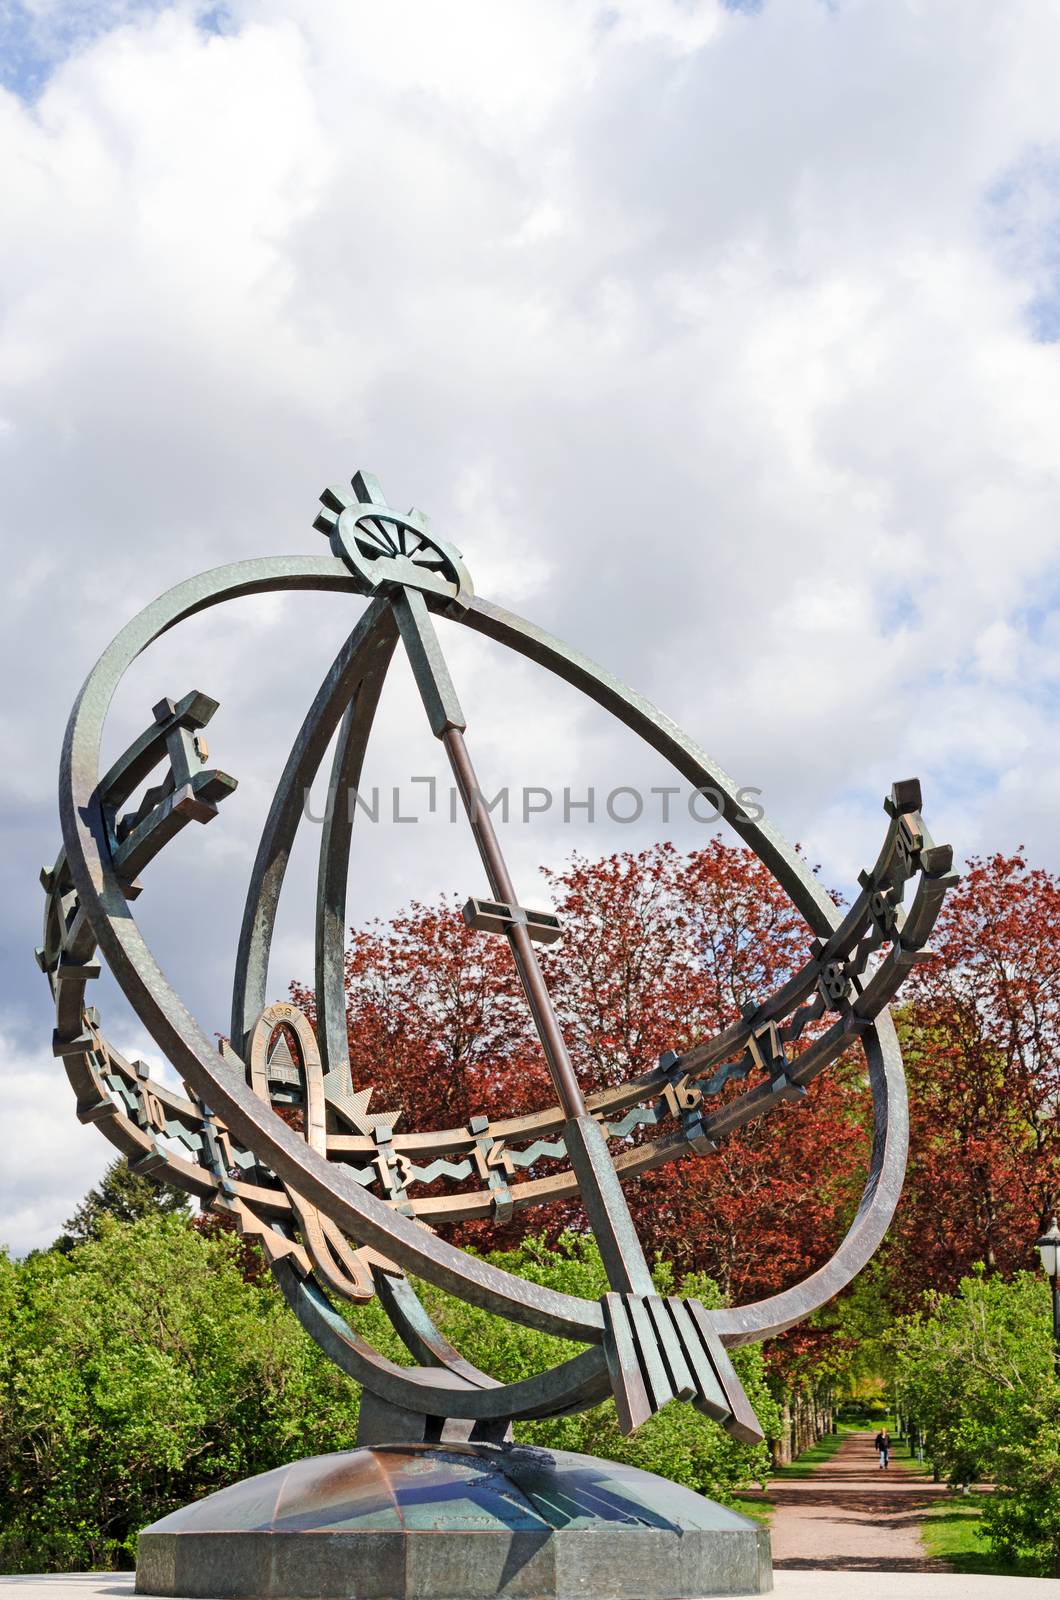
[40,465,958,1446]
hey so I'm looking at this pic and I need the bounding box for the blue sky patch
[987,145,1060,345]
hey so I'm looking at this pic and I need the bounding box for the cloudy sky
[3,0,1060,1254]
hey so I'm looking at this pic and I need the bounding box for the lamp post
[1035,1215,1060,1374]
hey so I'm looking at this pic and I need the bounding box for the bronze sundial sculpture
[40,471,956,1599]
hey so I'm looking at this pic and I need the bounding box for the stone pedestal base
[136,1441,772,1598]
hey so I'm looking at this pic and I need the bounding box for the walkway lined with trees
[767,1430,951,1572]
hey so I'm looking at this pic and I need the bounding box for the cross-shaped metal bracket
[462,896,563,945]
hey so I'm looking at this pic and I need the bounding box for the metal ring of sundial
[41,468,958,1444]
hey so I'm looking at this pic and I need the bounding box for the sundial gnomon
[40,469,957,1444]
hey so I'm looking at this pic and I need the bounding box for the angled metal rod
[391,584,655,1297]
[391,584,586,1116]
[452,591,920,1338]
[441,724,587,1122]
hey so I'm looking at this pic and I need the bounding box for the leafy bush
[0,1221,776,1573]
[0,1217,385,1571]
[979,1385,1060,1573]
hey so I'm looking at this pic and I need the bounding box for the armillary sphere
[40,470,957,1446]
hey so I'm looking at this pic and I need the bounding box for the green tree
[889,1269,1060,1573]
[54,1158,189,1253]
[0,1215,395,1571]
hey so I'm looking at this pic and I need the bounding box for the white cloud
[0,1022,114,1255]
[0,1009,192,1255]
[5,0,1060,1247]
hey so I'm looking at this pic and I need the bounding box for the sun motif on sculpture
[314,470,473,610]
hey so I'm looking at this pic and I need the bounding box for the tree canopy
[894,852,1060,1292]
[292,842,1059,1324]
[54,1156,188,1254]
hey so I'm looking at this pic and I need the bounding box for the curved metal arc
[712,1009,908,1345]
[275,1263,612,1423]
[448,593,911,1345]
[314,632,398,1079]
[374,1269,503,1391]
[230,598,397,1055]
[459,596,842,937]
[58,555,604,1344]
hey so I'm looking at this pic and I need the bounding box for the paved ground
[764,1436,1060,1592]
[4,1567,1060,1597]
[4,1440,1059,1600]
[3,1560,1059,1597]
[763,1428,955,1573]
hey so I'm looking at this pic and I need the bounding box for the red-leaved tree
[292,840,870,1306]
[894,851,1060,1293]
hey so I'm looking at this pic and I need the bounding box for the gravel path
[765,1429,953,1572]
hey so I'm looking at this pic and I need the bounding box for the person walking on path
[763,1428,952,1571]
[874,1427,890,1469]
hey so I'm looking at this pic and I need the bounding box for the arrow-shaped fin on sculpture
[602,1293,764,1444]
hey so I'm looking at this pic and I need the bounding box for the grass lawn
[770,1428,846,1479]
[730,1492,773,1525]
[917,1494,999,1574]
[890,1446,1036,1577]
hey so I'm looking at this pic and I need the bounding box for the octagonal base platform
[136,1441,772,1599]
